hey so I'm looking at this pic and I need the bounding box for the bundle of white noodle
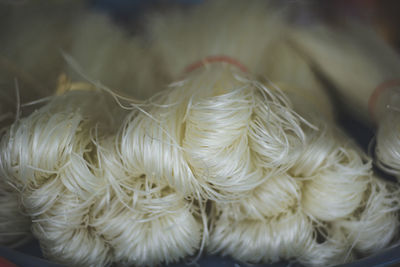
[0,87,203,266]
[141,1,400,266]
[289,19,400,181]
[0,1,399,267]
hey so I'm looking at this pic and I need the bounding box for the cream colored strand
[91,189,202,266]
[332,177,400,254]
[209,209,348,267]
[31,190,112,267]
[92,115,203,266]
[0,90,124,265]
[301,147,371,221]
[0,91,120,196]
[214,173,302,221]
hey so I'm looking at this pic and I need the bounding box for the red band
[368,79,400,121]
[184,55,248,74]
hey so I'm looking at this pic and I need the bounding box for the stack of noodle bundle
[0,1,399,266]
